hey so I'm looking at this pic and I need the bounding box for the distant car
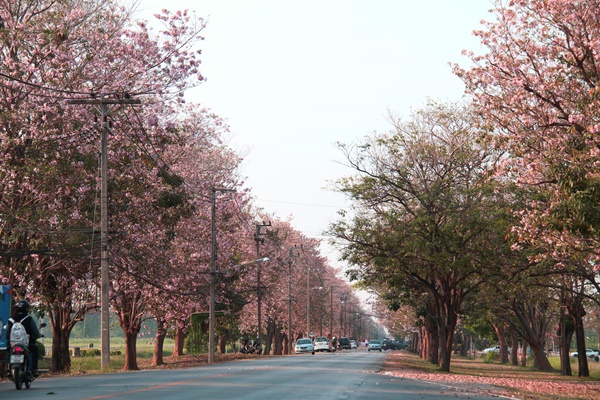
[350,340,357,349]
[482,345,500,354]
[295,338,315,355]
[338,337,351,349]
[482,345,511,355]
[383,339,407,350]
[313,337,333,352]
[368,339,382,352]
[382,339,398,350]
[570,349,598,358]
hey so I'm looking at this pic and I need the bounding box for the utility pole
[307,266,310,338]
[67,98,140,370]
[209,187,235,364]
[254,221,270,350]
[288,245,300,354]
[329,287,336,336]
[340,292,347,338]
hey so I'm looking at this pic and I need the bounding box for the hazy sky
[137,0,495,269]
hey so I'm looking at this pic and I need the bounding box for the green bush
[80,349,101,357]
[483,351,499,363]
[36,341,45,358]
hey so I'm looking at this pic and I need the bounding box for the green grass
[38,337,177,374]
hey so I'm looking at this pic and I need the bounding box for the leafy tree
[329,101,510,371]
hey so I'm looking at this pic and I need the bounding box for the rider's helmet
[15,299,30,313]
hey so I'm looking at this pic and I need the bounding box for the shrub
[36,341,45,358]
[483,351,499,363]
[80,349,101,357]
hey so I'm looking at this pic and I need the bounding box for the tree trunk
[152,318,167,366]
[272,330,283,355]
[567,296,589,377]
[114,292,143,371]
[512,300,553,371]
[420,325,428,360]
[50,325,71,373]
[218,333,227,354]
[558,307,574,376]
[437,300,458,372]
[47,301,80,373]
[492,322,510,364]
[520,341,528,367]
[510,328,519,366]
[123,330,139,371]
[173,325,185,356]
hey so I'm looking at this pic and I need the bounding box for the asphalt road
[0,350,503,399]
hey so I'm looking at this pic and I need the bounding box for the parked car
[368,339,383,352]
[338,337,351,350]
[570,349,599,358]
[482,345,511,355]
[295,338,315,355]
[396,339,409,350]
[482,345,500,354]
[350,340,357,349]
[382,339,400,350]
[313,337,333,352]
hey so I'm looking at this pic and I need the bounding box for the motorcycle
[240,339,262,355]
[8,323,45,390]
[9,342,34,390]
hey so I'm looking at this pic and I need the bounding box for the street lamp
[340,293,347,337]
[254,222,270,350]
[208,187,235,364]
[208,256,269,364]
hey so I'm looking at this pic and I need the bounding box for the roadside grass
[38,338,176,374]
[37,338,252,375]
[382,351,600,400]
[390,351,600,380]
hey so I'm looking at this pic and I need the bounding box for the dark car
[338,337,351,349]
[382,339,399,350]
[382,339,408,350]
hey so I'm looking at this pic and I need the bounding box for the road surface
[0,350,504,399]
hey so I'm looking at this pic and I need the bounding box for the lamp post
[254,222,270,350]
[208,256,268,364]
[340,293,347,337]
[209,187,235,364]
[306,265,325,339]
[307,266,311,338]
[328,285,339,337]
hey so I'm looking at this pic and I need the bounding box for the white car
[482,345,500,354]
[482,345,511,354]
[367,339,382,352]
[350,340,357,349]
[570,349,599,358]
[313,337,333,352]
[295,338,315,355]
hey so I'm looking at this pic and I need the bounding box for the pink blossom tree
[0,0,207,371]
[456,0,600,374]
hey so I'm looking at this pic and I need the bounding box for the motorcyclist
[6,300,41,376]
